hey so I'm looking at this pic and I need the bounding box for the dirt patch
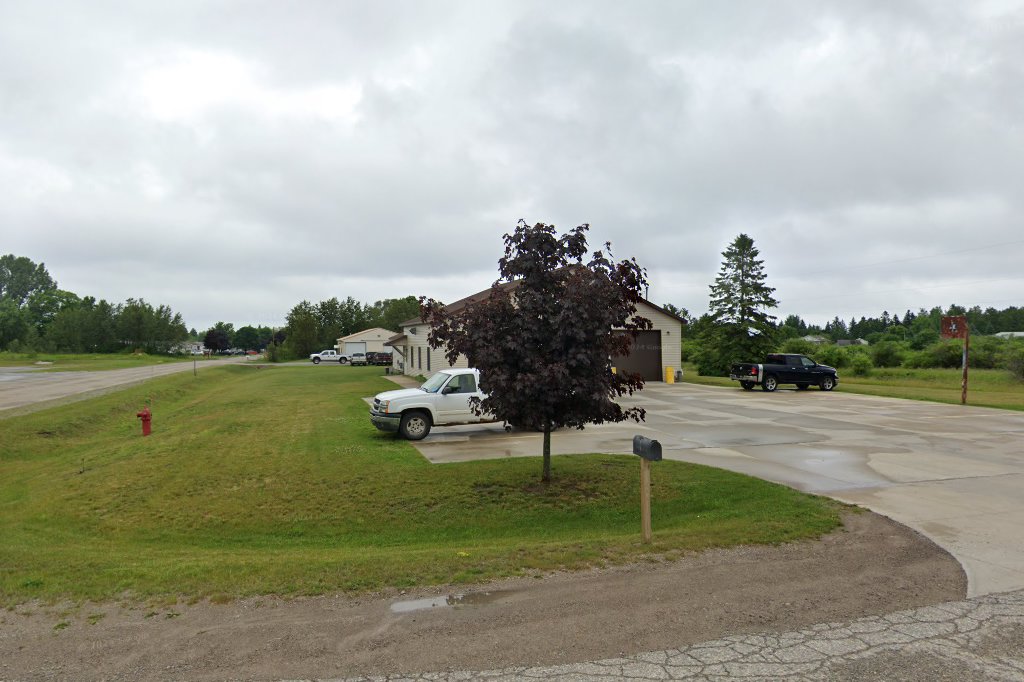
[0,511,965,681]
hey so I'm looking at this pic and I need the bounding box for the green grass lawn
[0,351,205,371]
[679,363,1024,411]
[0,365,842,606]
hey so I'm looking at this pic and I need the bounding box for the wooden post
[640,458,652,543]
[961,329,970,405]
[942,315,970,405]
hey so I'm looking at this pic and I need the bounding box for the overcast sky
[2,1,1022,332]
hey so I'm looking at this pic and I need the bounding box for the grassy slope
[0,366,841,605]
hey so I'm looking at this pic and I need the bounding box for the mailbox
[632,435,662,461]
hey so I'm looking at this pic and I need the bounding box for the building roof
[384,333,408,346]
[338,327,397,342]
[399,278,687,328]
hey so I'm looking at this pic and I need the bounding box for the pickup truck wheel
[761,375,778,392]
[340,357,349,365]
[312,357,321,364]
[740,381,755,391]
[796,383,809,390]
[399,411,431,440]
[820,376,836,391]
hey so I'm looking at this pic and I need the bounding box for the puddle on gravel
[390,591,507,614]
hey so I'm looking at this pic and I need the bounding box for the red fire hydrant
[136,407,152,436]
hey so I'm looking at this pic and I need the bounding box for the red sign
[941,315,968,340]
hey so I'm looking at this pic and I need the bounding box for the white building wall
[336,327,396,354]
[401,323,467,376]
[645,306,683,377]
[401,302,682,380]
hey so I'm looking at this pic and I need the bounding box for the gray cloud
[2,0,1022,330]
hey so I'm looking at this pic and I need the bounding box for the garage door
[344,342,367,355]
[611,330,662,381]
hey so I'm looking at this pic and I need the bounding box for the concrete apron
[409,382,1024,598]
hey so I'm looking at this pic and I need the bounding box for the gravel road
[0,511,964,681]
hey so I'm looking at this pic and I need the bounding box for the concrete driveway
[411,382,1024,598]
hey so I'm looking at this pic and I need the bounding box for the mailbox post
[633,435,662,544]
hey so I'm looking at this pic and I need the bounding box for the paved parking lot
[411,381,1024,598]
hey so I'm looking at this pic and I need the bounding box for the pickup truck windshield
[420,373,451,393]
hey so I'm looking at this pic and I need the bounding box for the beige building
[385,285,685,381]
[335,327,396,356]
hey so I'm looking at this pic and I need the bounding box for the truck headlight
[379,400,390,413]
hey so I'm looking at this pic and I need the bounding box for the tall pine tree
[698,234,779,375]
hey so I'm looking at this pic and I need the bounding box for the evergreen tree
[699,234,779,374]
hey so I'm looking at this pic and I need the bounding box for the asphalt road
[410,381,1024,598]
[0,356,247,416]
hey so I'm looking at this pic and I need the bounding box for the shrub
[970,336,1004,370]
[870,341,906,368]
[812,345,849,369]
[1002,343,1024,381]
[694,346,732,376]
[850,353,873,376]
[929,340,966,368]
[780,338,817,355]
[680,339,700,363]
[903,350,931,369]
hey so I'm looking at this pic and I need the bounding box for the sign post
[633,435,662,544]
[941,315,970,404]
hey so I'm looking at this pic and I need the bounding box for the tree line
[273,296,421,360]
[1,254,425,359]
[676,235,1024,379]
[1,255,188,354]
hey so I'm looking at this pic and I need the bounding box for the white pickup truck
[369,368,497,439]
[309,349,350,364]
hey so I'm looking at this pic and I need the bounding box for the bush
[1002,343,1024,381]
[903,350,931,369]
[850,353,873,376]
[780,338,817,355]
[970,336,1004,370]
[929,340,966,368]
[693,345,732,376]
[680,339,700,363]
[812,345,849,369]
[870,341,906,368]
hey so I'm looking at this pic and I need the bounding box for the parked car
[369,368,498,439]
[730,354,838,392]
[366,351,393,366]
[351,352,368,366]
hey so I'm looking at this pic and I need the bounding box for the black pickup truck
[729,354,838,392]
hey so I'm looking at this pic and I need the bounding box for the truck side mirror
[443,386,457,395]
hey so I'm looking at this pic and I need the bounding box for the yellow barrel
[664,366,675,383]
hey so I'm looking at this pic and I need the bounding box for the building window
[418,346,422,368]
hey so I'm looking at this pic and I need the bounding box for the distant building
[837,338,870,347]
[800,335,828,344]
[993,331,1024,339]
[335,328,396,356]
